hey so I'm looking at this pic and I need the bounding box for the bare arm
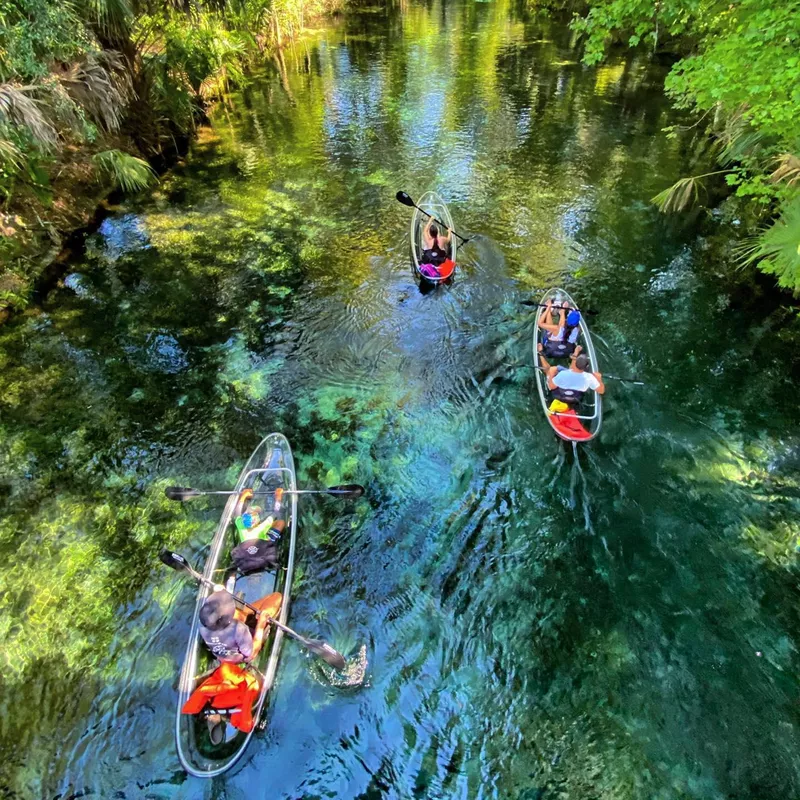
[594,373,605,395]
[247,615,271,662]
[537,300,560,335]
[422,217,434,248]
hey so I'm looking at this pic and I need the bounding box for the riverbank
[0,0,346,322]
[562,0,800,295]
[0,132,183,322]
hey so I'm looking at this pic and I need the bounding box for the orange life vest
[181,663,260,733]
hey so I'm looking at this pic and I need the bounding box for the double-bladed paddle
[533,364,645,385]
[159,550,347,670]
[165,483,364,502]
[521,299,600,315]
[395,191,473,244]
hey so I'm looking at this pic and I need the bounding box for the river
[2,1,800,798]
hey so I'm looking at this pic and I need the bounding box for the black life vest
[542,324,578,358]
[551,385,584,405]
[421,246,447,266]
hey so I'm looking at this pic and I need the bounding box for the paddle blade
[395,191,415,207]
[306,639,347,670]
[165,486,202,501]
[159,549,193,573]
[327,483,365,498]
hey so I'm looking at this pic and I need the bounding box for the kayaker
[421,219,451,266]
[540,347,605,404]
[233,488,285,541]
[537,299,581,358]
[198,590,281,665]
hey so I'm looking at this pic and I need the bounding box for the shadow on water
[1,0,800,798]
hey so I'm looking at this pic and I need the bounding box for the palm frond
[88,0,133,35]
[58,52,131,132]
[92,149,156,192]
[736,197,800,293]
[0,138,24,171]
[0,83,58,149]
[652,171,730,213]
[770,154,800,187]
[716,106,765,165]
[652,176,701,213]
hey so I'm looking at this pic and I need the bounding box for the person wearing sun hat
[198,589,281,664]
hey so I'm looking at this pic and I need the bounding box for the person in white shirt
[540,347,605,404]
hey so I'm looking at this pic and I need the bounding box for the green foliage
[737,197,800,291]
[92,148,156,191]
[160,13,247,96]
[571,0,705,65]
[664,0,800,146]
[651,171,729,213]
[571,0,800,292]
[0,0,90,82]
[0,0,347,210]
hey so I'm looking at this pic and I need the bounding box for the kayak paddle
[602,374,646,385]
[534,364,644,385]
[521,299,599,315]
[395,191,473,244]
[159,550,347,670]
[165,483,365,502]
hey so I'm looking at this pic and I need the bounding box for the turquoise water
[2,1,800,798]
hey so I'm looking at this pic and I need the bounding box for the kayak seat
[550,408,592,441]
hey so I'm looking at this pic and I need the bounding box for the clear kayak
[409,191,457,284]
[175,433,298,777]
[533,287,603,443]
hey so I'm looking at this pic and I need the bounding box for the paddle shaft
[179,488,350,497]
[523,301,598,315]
[189,567,323,647]
[534,364,642,384]
[603,374,645,385]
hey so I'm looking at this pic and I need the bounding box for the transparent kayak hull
[533,287,603,442]
[174,433,298,778]
[409,191,458,283]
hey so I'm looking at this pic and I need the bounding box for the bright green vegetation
[0,0,344,312]
[2,1,800,798]
[563,0,800,293]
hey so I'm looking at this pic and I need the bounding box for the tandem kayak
[175,433,298,778]
[533,287,602,443]
[410,191,458,284]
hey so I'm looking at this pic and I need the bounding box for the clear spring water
[2,2,800,798]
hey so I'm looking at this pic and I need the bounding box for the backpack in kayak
[419,259,455,280]
[232,538,280,574]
